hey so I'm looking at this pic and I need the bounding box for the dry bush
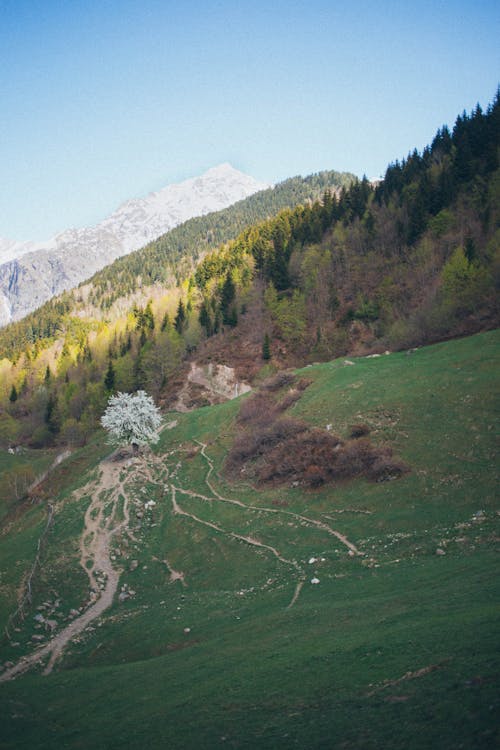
[349,423,371,438]
[368,456,409,482]
[257,431,408,488]
[261,371,296,391]
[237,393,278,426]
[226,416,307,473]
[295,377,313,391]
[227,370,408,488]
[259,428,342,485]
[277,390,301,412]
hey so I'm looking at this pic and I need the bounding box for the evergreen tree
[104,359,116,392]
[174,299,186,333]
[9,384,18,403]
[143,300,155,330]
[220,272,236,324]
[262,333,271,361]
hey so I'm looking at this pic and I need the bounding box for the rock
[436,548,446,556]
[118,592,130,602]
[311,578,320,584]
[32,634,45,642]
[44,619,58,632]
[343,360,355,366]
[34,613,45,623]
[129,559,139,571]
[183,627,191,634]
[308,557,316,564]
[69,608,80,618]
[4,661,14,668]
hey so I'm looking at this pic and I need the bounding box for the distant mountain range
[0,164,268,325]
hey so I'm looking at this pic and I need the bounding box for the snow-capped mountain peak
[0,165,269,325]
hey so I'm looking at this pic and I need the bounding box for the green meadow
[0,330,498,749]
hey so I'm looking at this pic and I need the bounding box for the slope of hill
[0,169,354,362]
[0,330,498,748]
[0,164,269,325]
[0,91,497,459]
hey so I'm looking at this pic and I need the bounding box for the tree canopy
[100,391,162,451]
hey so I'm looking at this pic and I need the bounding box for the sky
[1,0,499,241]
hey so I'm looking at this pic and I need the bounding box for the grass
[0,329,498,749]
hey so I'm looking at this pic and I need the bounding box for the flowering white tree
[100,391,162,452]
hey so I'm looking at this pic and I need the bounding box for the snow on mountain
[0,164,268,326]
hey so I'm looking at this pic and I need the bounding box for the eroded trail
[1,453,133,682]
[195,442,362,556]
[1,436,364,681]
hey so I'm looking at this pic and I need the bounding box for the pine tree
[262,333,271,361]
[143,301,155,330]
[104,360,116,391]
[174,299,186,333]
[9,384,18,403]
[220,272,236,325]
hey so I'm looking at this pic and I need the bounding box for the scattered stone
[308,557,316,564]
[136,511,144,519]
[129,559,139,571]
[69,609,80,618]
[183,627,191,634]
[326,424,332,431]
[34,613,45,623]
[311,578,320,584]
[32,634,45,642]
[45,619,58,632]
[118,592,130,602]
[436,548,446,556]
[343,360,355,366]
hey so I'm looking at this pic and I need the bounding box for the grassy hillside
[0,330,498,748]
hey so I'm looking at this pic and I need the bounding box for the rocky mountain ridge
[0,164,268,325]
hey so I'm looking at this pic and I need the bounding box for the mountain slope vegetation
[0,330,498,748]
[0,92,498,454]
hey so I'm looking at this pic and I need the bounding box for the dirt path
[0,453,132,682]
[171,486,300,570]
[1,438,363,681]
[195,442,363,556]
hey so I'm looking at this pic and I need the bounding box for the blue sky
[1,0,499,240]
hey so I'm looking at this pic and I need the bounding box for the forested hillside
[0,92,498,456]
[0,170,353,360]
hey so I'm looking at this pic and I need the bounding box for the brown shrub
[237,393,278,426]
[368,456,409,482]
[277,390,301,412]
[227,373,408,488]
[226,417,307,473]
[261,371,296,391]
[349,423,371,438]
[295,378,313,391]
